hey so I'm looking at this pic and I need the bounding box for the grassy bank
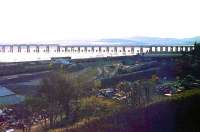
[50,89,200,132]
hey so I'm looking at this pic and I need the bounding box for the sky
[0,0,200,43]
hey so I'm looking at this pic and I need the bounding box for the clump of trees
[175,43,200,78]
[116,77,157,107]
[23,70,113,130]
[24,72,79,128]
[39,72,78,127]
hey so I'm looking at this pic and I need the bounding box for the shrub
[181,75,196,89]
[74,96,121,120]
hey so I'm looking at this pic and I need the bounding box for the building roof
[0,86,25,105]
[0,86,15,97]
[0,95,25,105]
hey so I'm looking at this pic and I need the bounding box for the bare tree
[38,72,78,127]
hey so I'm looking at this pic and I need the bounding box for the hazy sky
[0,0,199,43]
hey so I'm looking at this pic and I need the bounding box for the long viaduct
[0,44,194,62]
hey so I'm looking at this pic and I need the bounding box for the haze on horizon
[0,0,200,43]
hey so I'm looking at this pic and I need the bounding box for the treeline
[21,69,158,131]
[21,70,115,130]
[101,67,159,87]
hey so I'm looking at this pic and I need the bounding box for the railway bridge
[0,44,194,62]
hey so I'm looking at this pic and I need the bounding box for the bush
[74,96,121,120]
[181,75,196,89]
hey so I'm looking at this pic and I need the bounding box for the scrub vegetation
[1,43,200,132]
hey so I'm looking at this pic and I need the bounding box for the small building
[0,86,24,105]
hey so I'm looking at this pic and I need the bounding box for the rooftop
[0,86,15,97]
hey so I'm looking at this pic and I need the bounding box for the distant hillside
[98,36,200,46]
[3,36,200,46]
